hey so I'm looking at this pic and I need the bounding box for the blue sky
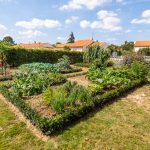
[0,0,150,44]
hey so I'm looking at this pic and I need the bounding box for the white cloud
[16,18,61,29]
[65,16,79,24]
[60,0,112,10]
[18,30,45,39]
[142,10,150,18]
[80,20,91,28]
[125,29,132,33]
[80,10,122,31]
[97,10,117,19]
[0,24,7,32]
[131,9,150,24]
[57,36,66,42]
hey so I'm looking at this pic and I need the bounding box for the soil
[25,94,56,118]
[67,75,92,87]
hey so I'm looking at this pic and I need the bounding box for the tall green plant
[83,45,109,64]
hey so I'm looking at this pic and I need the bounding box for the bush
[64,46,71,51]
[140,47,150,56]
[123,52,144,65]
[130,61,149,80]
[57,55,72,70]
[5,48,83,67]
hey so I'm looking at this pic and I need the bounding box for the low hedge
[0,79,146,135]
[5,48,83,67]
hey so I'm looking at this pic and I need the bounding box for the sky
[0,0,150,45]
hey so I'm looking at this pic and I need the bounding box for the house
[134,40,150,52]
[14,42,53,49]
[56,39,107,52]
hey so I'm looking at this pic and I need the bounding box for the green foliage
[83,45,109,64]
[5,48,83,67]
[64,46,71,51]
[0,79,145,135]
[130,61,149,80]
[87,62,149,90]
[67,32,75,43]
[12,72,66,97]
[139,47,150,56]
[107,44,122,56]
[2,36,15,46]
[19,63,60,73]
[57,55,72,70]
[121,41,134,51]
[43,81,92,113]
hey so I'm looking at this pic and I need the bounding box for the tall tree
[121,41,134,51]
[67,32,75,43]
[2,36,15,45]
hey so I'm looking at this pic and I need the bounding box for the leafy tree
[2,36,15,45]
[121,41,134,51]
[139,47,150,56]
[107,44,121,56]
[67,32,75,43]
[64,46,71,51]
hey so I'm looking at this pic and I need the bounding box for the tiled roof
[134,40,150,47]
[14,42,53,49]
[56,39,94,48]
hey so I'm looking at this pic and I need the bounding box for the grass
[0,84,150,150]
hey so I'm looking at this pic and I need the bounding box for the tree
[64,46,71,51]
[121,41,134,51]
[2,36,15,45]
[67,32,75,43]
[107,44,121,56]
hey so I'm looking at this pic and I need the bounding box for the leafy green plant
[12,72,65,97]
[19,63,60,73]
[83,45,109,63]
[43,81,92,113]
[57,55,72,70]
[130,61,149,80]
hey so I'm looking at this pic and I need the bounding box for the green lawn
[0,84,150,150]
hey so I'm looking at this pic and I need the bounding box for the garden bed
[0,79,146,136]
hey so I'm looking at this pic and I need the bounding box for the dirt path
[67,75,92,87]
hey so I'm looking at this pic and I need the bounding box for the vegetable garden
[0,45,149,135]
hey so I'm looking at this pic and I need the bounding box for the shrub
[140,47,150,56]
[57,55,72,70]
[123,52,144,65]
[64,46,71,51]
[5,48,83,67]
[130,61,149,80]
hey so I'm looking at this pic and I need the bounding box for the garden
[0,45,149,135]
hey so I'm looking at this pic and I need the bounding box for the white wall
[134,46,149,52]
[71,47,84,52]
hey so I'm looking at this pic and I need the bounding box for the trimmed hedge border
[0,79,146,135]
[0,76,12,81]
[5,48,83,67]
